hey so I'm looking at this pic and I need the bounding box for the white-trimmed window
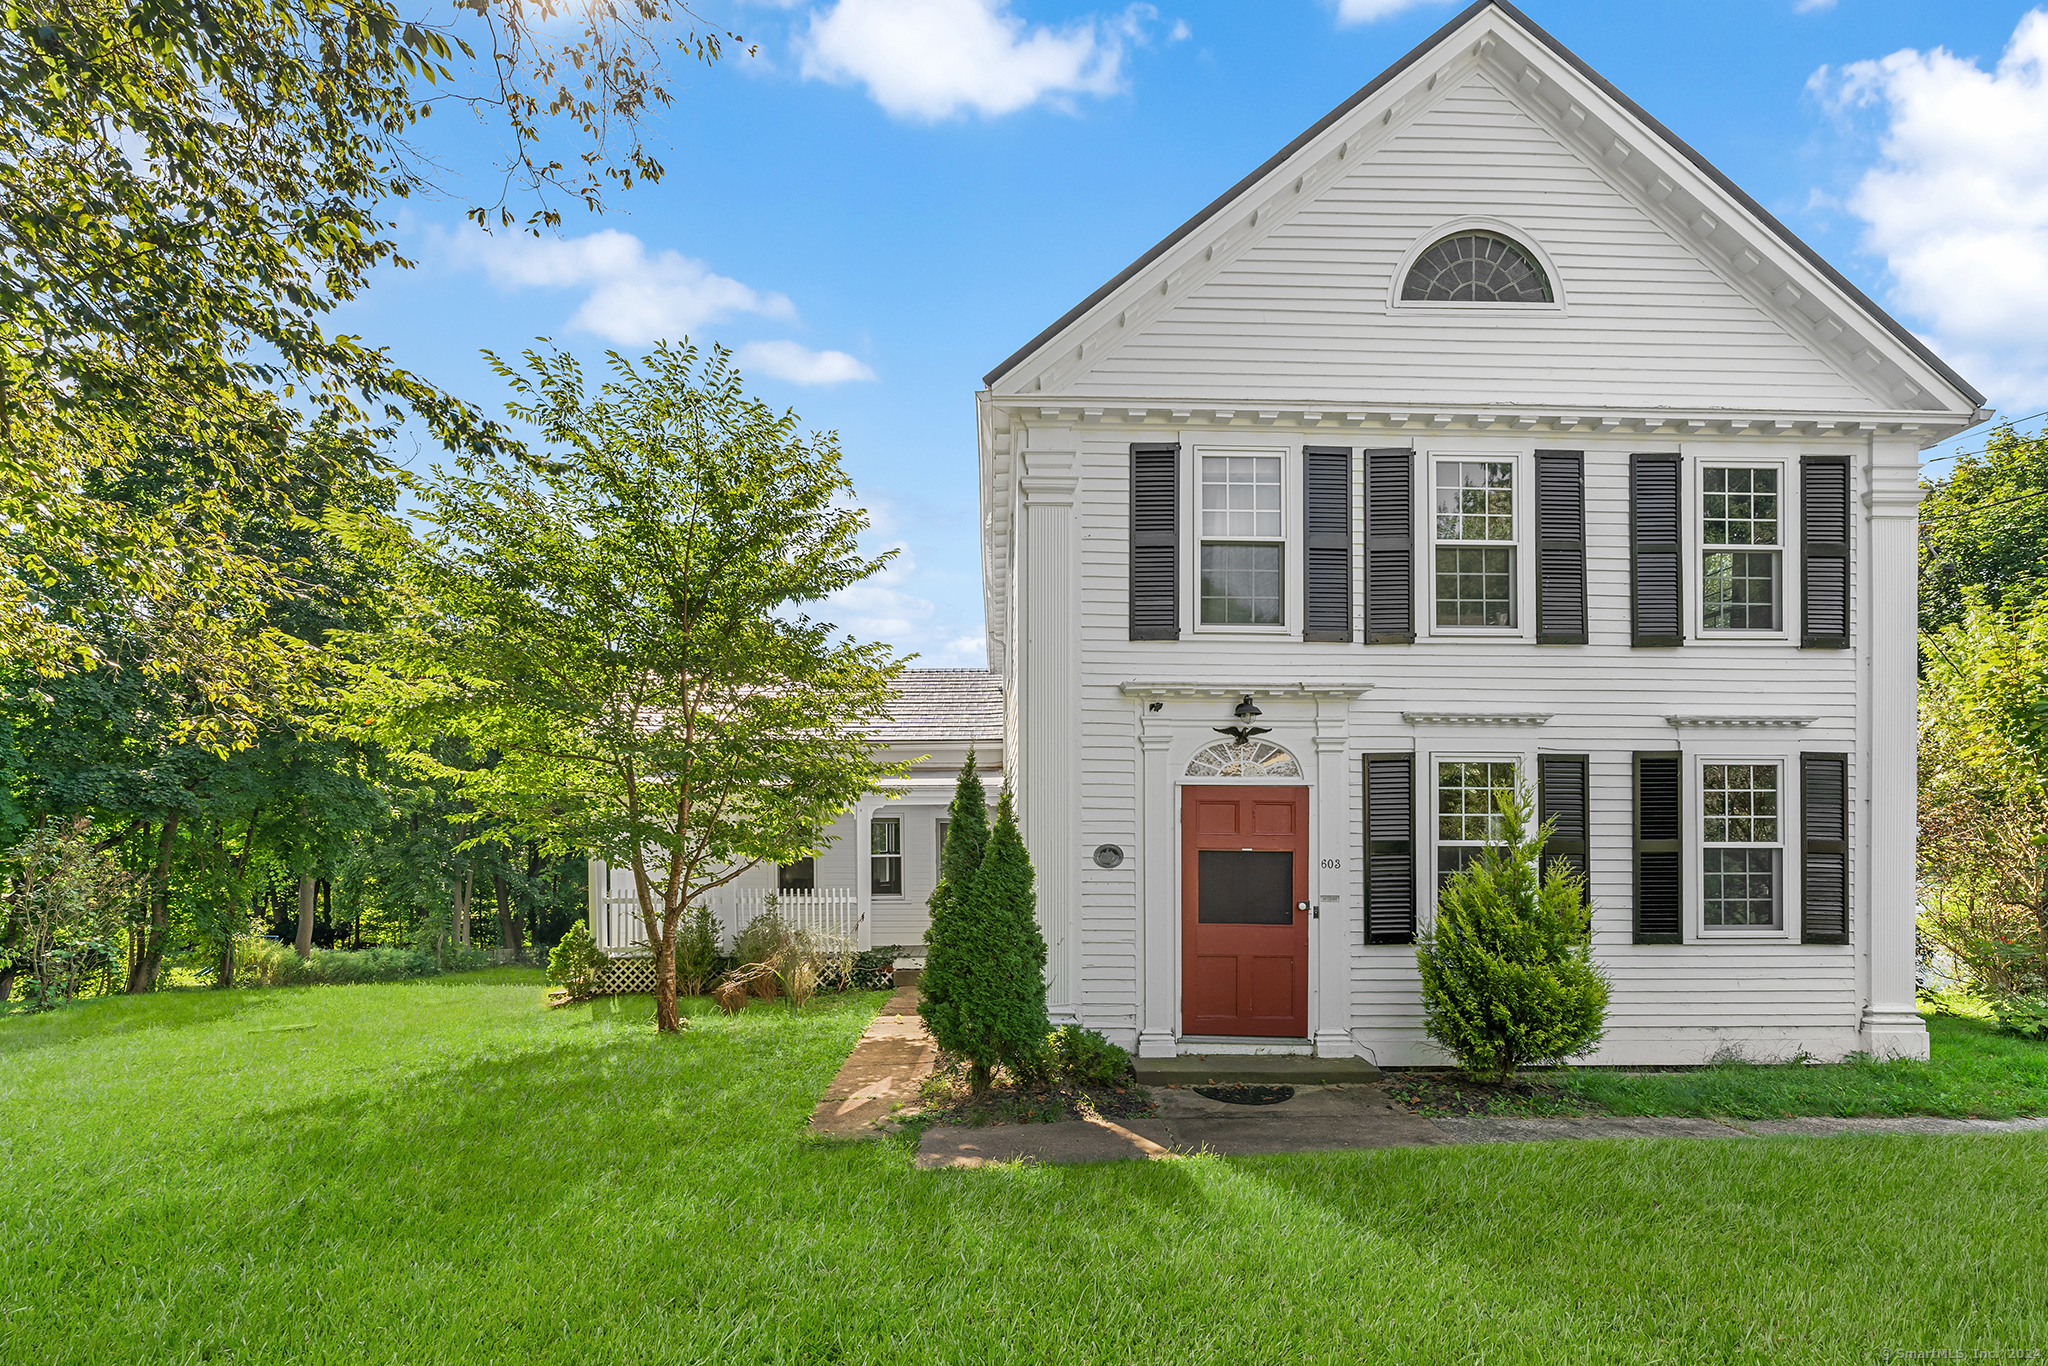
[1436,758,1519,885]
[871,817,902,896]
[1700,464,1782,633]
[1432,458,1517,629]
[1701,762,1781,928]
[935,819,950,879]
[1199,454,1285,626]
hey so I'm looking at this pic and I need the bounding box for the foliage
[1989,994,2048,1042]
[545,921,606,999]
[1920,423,2048,636]
[675,905,719,997]
[843,946,904,993]
[925,747,989,938]
[239,941,442,987]
[1416,787,1609,1082]
[348,341,905,1031]
[1918,593,2048,1000]
[732,908,793,971]
[1,818,131,1008]
[1046,1026,1133,1087]
[919,786,1050,1094]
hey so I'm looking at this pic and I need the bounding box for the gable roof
[873,669,1003,744]
[982,0,1983,409]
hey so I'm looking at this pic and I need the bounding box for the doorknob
[1296,901,1311,915]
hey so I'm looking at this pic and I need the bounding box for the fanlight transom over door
[1181,785,1309,1038]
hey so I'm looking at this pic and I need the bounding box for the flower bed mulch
[911,1063,1156,1128]
[1381,1070,1597,1118]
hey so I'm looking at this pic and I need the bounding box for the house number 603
[1319,859,1341,870]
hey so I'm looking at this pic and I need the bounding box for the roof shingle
[872,669,1004,744]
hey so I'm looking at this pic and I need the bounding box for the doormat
[1193,1084,1295,1106]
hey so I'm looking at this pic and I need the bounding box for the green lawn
[4,975,2046,1363]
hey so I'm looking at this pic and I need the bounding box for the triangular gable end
[983,0,1983,420]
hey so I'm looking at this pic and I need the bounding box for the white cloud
[798,0,1168,120]
[1812,10,2048,406]
[442,227,796,345]
[1794,0,1836,12]
[1330,0,1451,26]
[735,339,877,385]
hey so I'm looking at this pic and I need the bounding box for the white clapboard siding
[1048,73,1879,413]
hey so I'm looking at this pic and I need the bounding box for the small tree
[920,786,1049,1093]
[4,819,132,1009]
[1416,786,1608,1082]
[920,748,989,995]
[350,342,905,1031]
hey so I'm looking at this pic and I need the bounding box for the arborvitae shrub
[922,779,1050,1092]
[675,905,719,997]
[547,921,608,998]
[1415,786,1609,1082]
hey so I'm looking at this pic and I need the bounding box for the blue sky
[341,0,2048,667]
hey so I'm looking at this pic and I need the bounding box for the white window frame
[870,816,903,899]
[1422,448,1532,640]
[1689,450,1795,644]
[1186,440,1297,638]
[1385,217,1570,315]
[1423,749,1529,925]
[1686,747,1799,942]
[935,818,950,881]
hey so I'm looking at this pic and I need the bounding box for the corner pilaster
[1860,439,1930,1060]
[1018,427,1081,1022]
[1136,727,1177,1058]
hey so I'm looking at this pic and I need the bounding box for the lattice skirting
[600,954,657,995]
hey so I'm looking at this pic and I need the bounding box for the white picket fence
[588,862,865,954]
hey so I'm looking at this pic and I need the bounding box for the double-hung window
[1701,466,1781,632]
[935,819,950,879]
[1437,759,1519,885]
[1199,455,1284,626]
[1433,460,1516,628]
[871,817,902,896]
[1701,762,1781,928]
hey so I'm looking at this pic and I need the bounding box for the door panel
[1182,785,1309,1038]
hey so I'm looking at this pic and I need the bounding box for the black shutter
[1365,753,1416,944]
[1633,752,1682,943]
[1535,451,1587,644]
[1129,443,1179,640]
[1538,753,1590,906]
[1303,446,1353,642]
[1363,448,1414,644]
[1631,453,1683,647]
[1801,752,1850,944]
[1802,456,1851,650]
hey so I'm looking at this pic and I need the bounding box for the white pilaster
[1860,438,1930,1059]
[1312,709,1355,1058]
[1136,726,1178,1058]
[1018,426,1082,1022]
[854,801,875,957]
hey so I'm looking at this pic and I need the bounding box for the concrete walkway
[915,1090,2048,1169]
[808,972,936,1137]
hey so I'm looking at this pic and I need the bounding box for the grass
[1388,1009,2048,1120]
[3,976,2045,1363]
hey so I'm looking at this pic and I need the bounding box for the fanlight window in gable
[1401,232,1553,304]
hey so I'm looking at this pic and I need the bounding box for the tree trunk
[216,934,235,989]
[451,872,472,949]
[127,815,179,994]
[493,875,512,962]
[654,933,681,1032]
[294,877,316,959]
[0,965,14,1007]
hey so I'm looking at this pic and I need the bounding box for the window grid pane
[1702,764,1779,844]
[1201,455,1283,538]
[1704,848,1778,926]
[1437,761,1519,843]
[1435,461,1515,542]
[1703,550,1780,630]
[1435,547,1514,628]
[1201,543,1283,624]
[871,817,901,895]
[1702,467,1778,547]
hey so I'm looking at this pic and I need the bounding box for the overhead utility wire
[1919,411,2048,468]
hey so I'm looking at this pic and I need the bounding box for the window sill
[1193,625,1294,637]
[1695,928,1795,942]
[1694,631,1794,644]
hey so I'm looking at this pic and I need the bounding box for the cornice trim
[1402,710,1553,726]
[1665,715,1818,729]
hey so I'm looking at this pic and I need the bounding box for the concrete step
[1135,1054,1384,1087]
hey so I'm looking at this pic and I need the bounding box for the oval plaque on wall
[1092,844,1125,869]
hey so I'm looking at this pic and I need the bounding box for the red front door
[1181,785,1309,1038]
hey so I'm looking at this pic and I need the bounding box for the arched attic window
[1401,231,1553,304]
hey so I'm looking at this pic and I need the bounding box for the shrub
[1990,994,2048,1041]
[1047,1026,1132,1087]
[1919,884,2048,1000]
[676,905,719,997]
[547,921,608,999]
[920,785,1050,1093]
[732,907,793,974]
[1416,785,1609,1083]
[241,942,443,987]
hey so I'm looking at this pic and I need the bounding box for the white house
[976,0,1985,1065]
[589,669,1004,961]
